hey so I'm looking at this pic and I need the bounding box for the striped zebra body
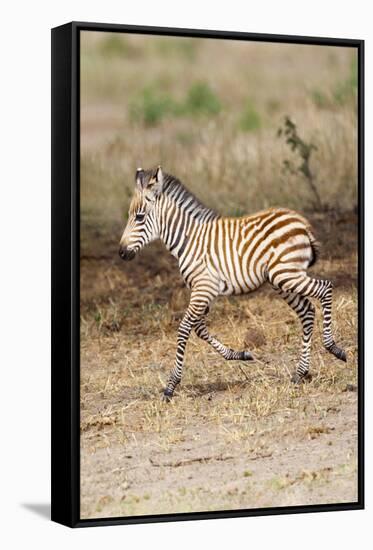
[119,166,346,400]
[177,210,316,295]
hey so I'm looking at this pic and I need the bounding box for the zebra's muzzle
[119,246,136,261]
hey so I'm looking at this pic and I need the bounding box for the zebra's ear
[150,165,164,195]
[135,168,146,190]
[155,165,163,184]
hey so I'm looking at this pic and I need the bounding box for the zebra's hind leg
[273,288,315,383]
[194,317,254,361]
[271,273,346,378]
[318,282,347,362]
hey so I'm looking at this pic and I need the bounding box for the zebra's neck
[157,174,220,258]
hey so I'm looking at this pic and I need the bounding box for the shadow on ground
[21,503,50,520]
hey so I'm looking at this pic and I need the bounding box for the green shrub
[181,82,221,117]
[239,99,261,131]
[310,58,357,109]
[333,58,358,105]
[129,88,176,126]
[277,116,322,210]
[99,35,138,58]
[156,38,198,61]
[311,89,329,109]
[129,81,222,125]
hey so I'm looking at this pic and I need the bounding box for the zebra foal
[119,166,346,401]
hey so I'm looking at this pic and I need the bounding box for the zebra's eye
[135,212,145,222]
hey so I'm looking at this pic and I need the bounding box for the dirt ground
[80,212,358,519]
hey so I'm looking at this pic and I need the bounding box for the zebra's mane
[162,172,221,222]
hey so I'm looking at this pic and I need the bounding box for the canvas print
[80,31,359,519]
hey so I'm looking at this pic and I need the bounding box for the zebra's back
[202,207,318,296]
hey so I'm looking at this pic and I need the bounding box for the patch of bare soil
[81,389,357,518]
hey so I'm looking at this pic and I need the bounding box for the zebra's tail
[307,227,320,268]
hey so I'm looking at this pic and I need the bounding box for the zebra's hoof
[291,373,302,384]
[328,344,347,362]
[241,351,254,361]
[162,389,174,403]
[291,372,312,384]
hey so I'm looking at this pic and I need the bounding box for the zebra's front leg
[163,311,194,401]
[163,284,220,401]
[194,317,254,361]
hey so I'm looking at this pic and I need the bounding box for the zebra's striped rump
[119,167,346,400]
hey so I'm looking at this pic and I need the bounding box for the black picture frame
[51,21,365,528]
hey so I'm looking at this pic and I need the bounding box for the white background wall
[0,1,370,548]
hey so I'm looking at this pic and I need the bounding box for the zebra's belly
[218,275,264,296]
[179,252,266,295]
[205,253,266,296]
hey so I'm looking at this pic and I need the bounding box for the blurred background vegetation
[80,31,357,253]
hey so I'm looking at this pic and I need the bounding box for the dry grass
[79,32,358,519]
